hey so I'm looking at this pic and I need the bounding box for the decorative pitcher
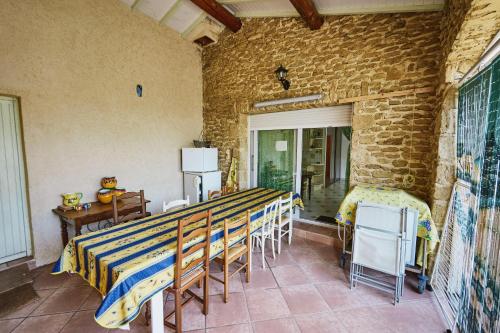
[62,192,83,207]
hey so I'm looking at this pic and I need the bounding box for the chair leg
[249,244,252,273]
[246,249,251,283]
[278,225,282,254]
[144,301,150,326]
[203,275,209,315]
[271,232,276,259]
[289,220,293,245]
[175,289,182,333]
[261,233,266,269]
[223,260,229,303]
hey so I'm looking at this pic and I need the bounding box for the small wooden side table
[52,198,151,246]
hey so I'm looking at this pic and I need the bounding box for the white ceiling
[121,0,444,42]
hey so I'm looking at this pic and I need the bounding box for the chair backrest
[208,190,222,200]
[262,198,280,232]
[352,202,408,276]
[224,211,250,249]
[355,201,418,265]
[112,190,146,225]
[174,210,212,289]
[279,192,293,217]
[163,195,190,212]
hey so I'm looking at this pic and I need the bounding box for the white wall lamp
[254,93,323,108]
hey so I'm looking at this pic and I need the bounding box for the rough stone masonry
[202,13,442,203]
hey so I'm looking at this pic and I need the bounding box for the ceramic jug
[62,192,83,207]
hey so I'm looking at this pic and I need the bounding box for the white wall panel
[0,97,31,264]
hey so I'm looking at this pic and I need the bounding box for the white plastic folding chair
[162,195,190,212]
[274,192,293,254]
[350,202,415,305]
[251,198,280,269]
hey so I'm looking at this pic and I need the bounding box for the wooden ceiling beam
[289,0,323,30]
[190,0,242,33]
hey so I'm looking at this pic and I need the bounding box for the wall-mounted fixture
[275,65,290,90]
[254,93,323,108]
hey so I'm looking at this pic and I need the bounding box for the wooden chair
[111,190,146,225]
[208,190,222,200]
[210,211,251,303]
[163,195,190,212]
[274,192,293,254]
[251,198,280,269]
[164,210,212,332]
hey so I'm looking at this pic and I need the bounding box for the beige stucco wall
[0,0,203,266]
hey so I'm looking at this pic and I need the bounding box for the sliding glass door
[256,129,296,192]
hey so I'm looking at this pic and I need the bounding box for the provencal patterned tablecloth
[335,185,439,260]
[52,188,303,329]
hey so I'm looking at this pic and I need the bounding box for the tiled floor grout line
[58,311,77,333]
[5,237,443,333]
[6,316,27,333]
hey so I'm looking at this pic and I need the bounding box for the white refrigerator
[182,148,221,203]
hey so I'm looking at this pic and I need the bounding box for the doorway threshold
[294,218,342,249]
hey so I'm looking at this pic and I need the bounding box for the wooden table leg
[75,221,82,237]
[60,217,69,247]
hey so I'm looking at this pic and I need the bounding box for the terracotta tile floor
[0,237,448,333]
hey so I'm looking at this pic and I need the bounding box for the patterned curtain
[341,127,352,190]
[456,55,499,333]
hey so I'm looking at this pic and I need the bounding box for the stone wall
[430,0,499,229]
[203,14,441,201]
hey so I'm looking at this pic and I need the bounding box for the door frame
[247,106,352,225]
[0,95,32,264]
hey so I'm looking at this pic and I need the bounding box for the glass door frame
[249,128,303,197]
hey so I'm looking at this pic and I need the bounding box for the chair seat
[254,225,273,236]
[218,244,247,261]
[276,215,291,227]
[168,267,204,290]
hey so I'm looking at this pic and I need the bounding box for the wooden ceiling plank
[159,0,183,25]
[288,0,323,30]
[217,0,258,4]
[181,13,207,38]
[131,0,142,10]
[190,0,242,32]
[317,3,444,15]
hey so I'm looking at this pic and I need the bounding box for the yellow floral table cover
[335,185,439,261]
[52,188,303,329]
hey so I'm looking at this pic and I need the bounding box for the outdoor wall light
[275,65,290,90]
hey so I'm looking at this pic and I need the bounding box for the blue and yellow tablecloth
[52,188,302,329]
[335,185,439,262]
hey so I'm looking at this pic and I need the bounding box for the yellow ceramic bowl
[101,177,117,189]
[113,188,126,197]
[97,189,113,204]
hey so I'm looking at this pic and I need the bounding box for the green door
[257,129,296,192]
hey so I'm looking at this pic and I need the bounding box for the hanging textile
[456,55,499,333]
[225,157,239,192]
[341,127,352,191]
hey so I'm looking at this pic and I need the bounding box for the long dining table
[52,188,303,332]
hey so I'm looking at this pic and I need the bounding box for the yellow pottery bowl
[113,187,126,197]
[101,177,117,189]
[97,189,113,204]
